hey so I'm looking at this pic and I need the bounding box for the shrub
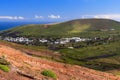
[0,64,10,72]
[0,58,10,65]
[0,55,10,65]
[41,70,57,79]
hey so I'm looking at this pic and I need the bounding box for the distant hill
[0,19,120,38]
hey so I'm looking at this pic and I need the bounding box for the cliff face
[0,43,120,80]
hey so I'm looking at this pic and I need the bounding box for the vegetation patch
[116,72,120,76]
[0,55,10,72]
[41,70,57,79]
[0,57,10,65]
[0,64,10,72]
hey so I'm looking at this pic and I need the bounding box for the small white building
[39,39,48,43]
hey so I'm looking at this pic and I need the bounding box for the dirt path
[0,44,120,80]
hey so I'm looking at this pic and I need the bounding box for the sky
[0,0,120,22]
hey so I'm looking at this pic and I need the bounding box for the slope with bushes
[0,43,120,80]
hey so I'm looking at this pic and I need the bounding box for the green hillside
[1,19,120,38]
[59,40,120,71]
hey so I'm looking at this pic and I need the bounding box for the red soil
[0,44,120,80]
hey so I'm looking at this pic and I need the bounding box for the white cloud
[35,15,43,19]
[81,14,120,20]
[48,14,61,19]
[18,16,24,19]
[0,16,24,20]
[93,14,120,19]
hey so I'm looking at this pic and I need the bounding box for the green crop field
[58,40,120,71]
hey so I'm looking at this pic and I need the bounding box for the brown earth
[0,41,61,61]
[0,43,120,80]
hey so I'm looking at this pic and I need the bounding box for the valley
[0,19,120,80]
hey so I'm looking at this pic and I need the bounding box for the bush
[41,70,57,79]
[0,58,10,65]
[0,64,10,72]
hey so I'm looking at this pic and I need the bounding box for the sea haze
[0,22,52,31]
